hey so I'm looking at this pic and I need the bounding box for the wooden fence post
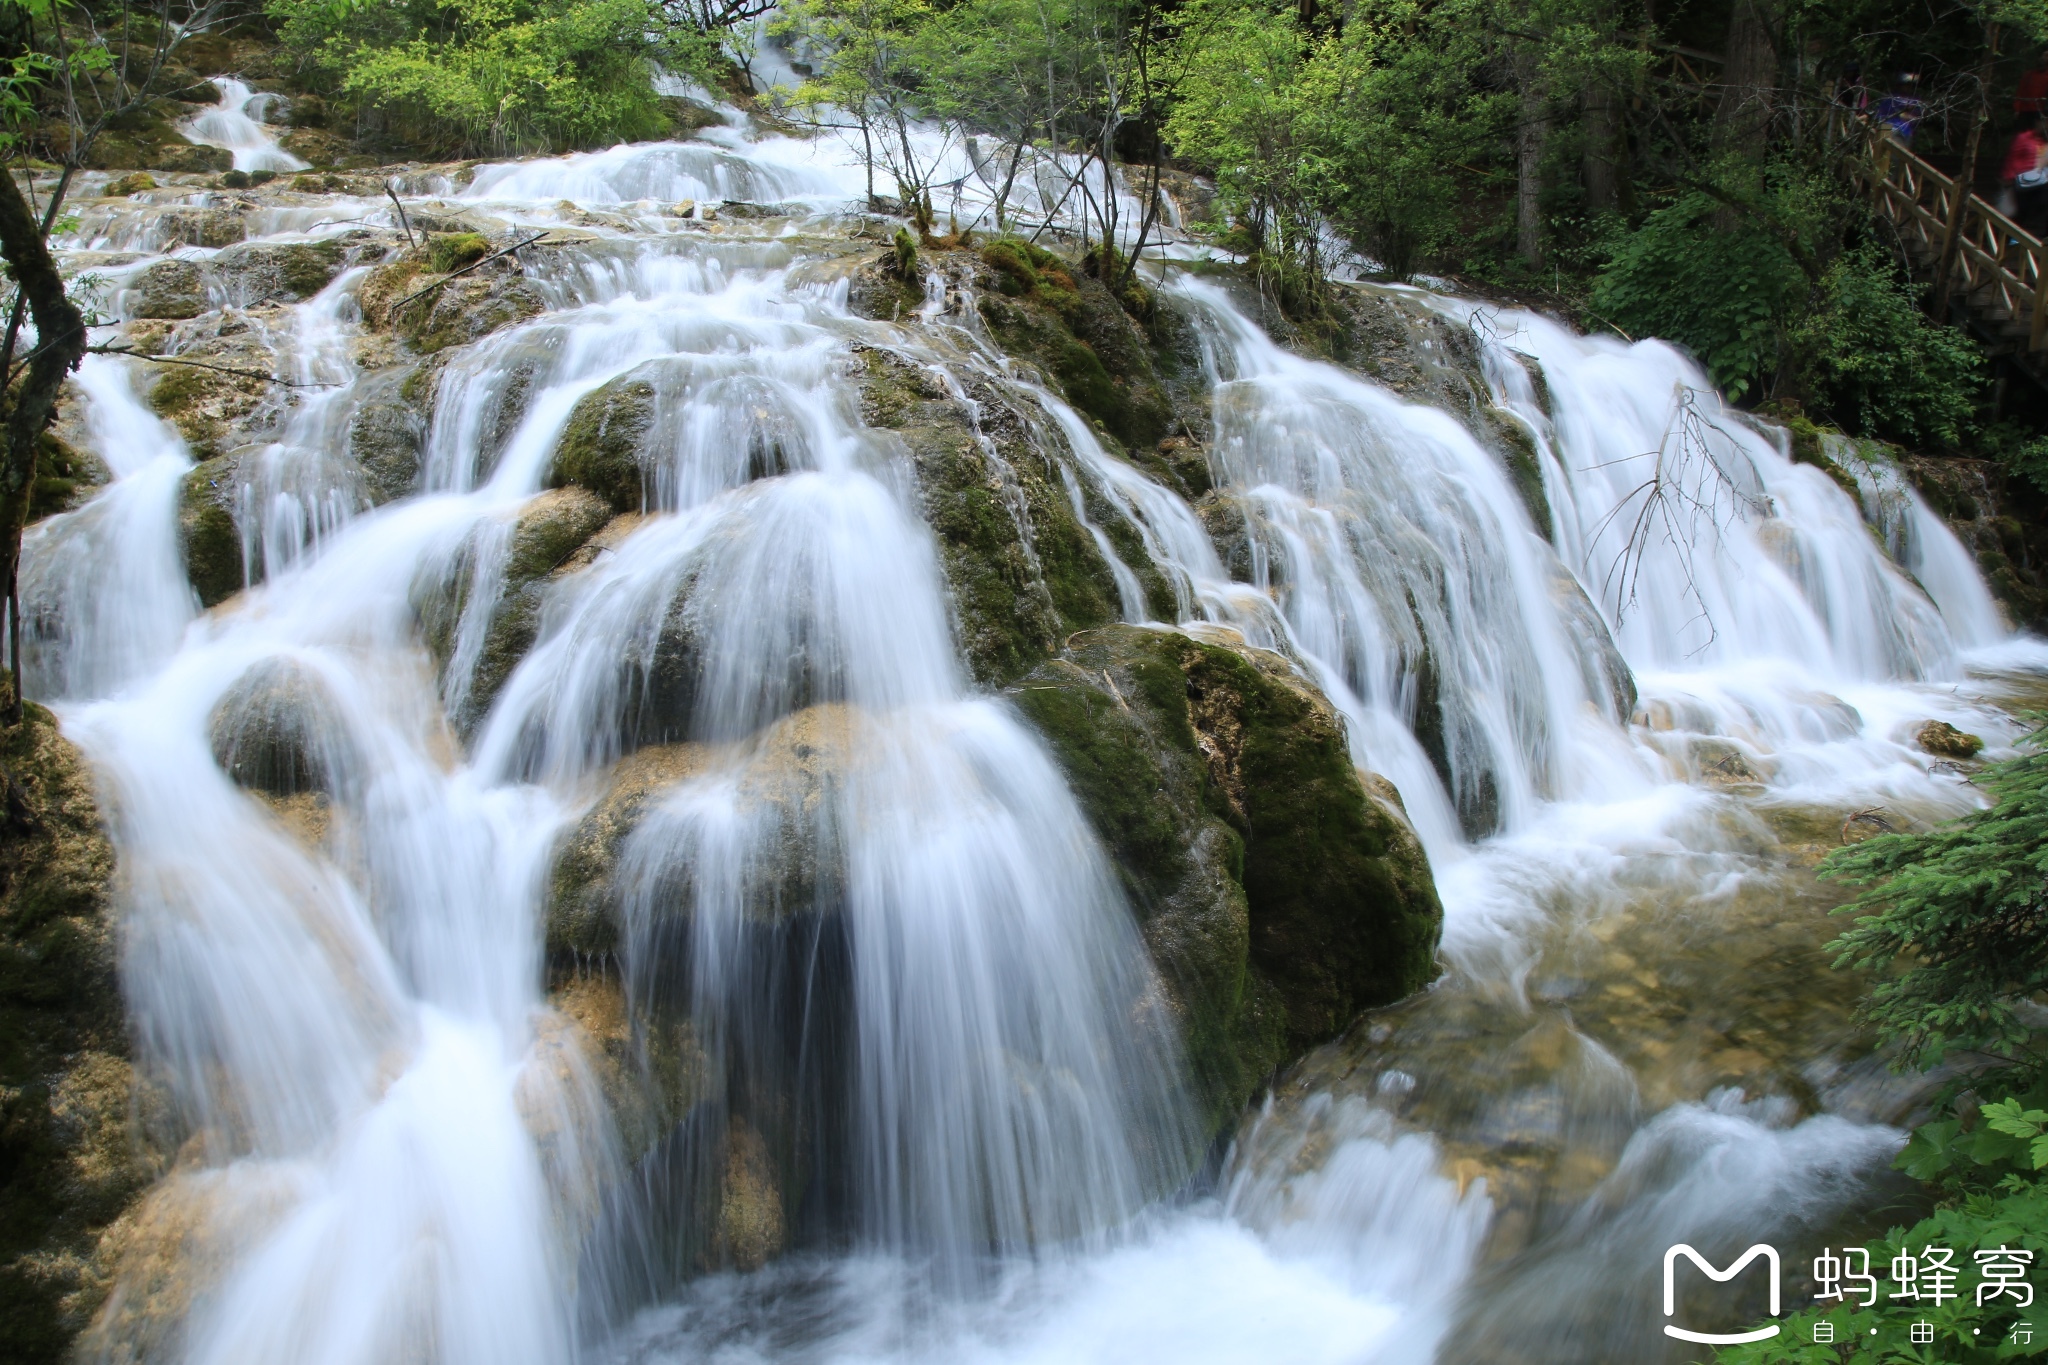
[2030,240,2048,350]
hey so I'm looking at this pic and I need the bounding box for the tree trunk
[1583,81,1617,214]
[1713,0,1778,150]
[1515,47,1550,267]
[0,165,88,722]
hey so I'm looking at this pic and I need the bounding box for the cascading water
[29,72,2048,1365]
[181,77,310,174]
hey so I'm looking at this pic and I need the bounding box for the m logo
[1663,1244,1783,1345]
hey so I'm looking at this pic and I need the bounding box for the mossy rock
[208,235,367,308]
[131,261,207,321]
[1482,406,1553,538]
[28,432,110,524]
[146,330,275,461]
[1914,719,1983,759]
[549,375,657,511]
[357,244,545,355]
[972,247,1175,453]
[278,126,353,168]
[346,366,427,506]
[1009,625,1442,1130]
[427,232,491,274]
[0,704,163,1364]
[459,488,617,726]
[544,705,870,968]
[855,345,1126,686]
[424,488,620,731]
[146,142,232,175]
[1780,414,1863,496]
[1903,452,2048,629]
[208,658,349,796]
[156,209,245,250]
[660,96,728,137]
[176,454,243,607]
[102,172,157,197]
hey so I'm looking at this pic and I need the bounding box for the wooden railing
[1851,112,2048,351]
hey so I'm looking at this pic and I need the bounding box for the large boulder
[207,659,351,797]
[0,705,164,1364]
[1008,624,1442,1130]
[548,375,656,512]
[131,261,207,321]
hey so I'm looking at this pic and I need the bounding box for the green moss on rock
[549,376,656,511]
[209,236,366,307]
[1010,625,1442,1130]
[855,345,1125,685]
[357,243,546,355]
[0,704,162,1364]
[28,432,110,524]
[145,327,276,460]
[427,232,491,274]
[176,454,242,607]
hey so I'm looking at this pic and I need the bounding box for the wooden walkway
[1855,116,2048,358]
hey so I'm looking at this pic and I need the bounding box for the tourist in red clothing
[2004,114,2048,231]
[2017,49,2048,114]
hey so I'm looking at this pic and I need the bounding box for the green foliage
[267,0,714,154]
[1589,192,1808,400]
[1790,247,1982,450]
[1163,0,1503,280]
[1714,1155,2048,1363]
[1980,1098,2048,1171]
[1983,423,2048,499]
[1819,727,2048,1073]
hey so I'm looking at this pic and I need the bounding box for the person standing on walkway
[1874,73,1926,143]
[2004,113,2048,231]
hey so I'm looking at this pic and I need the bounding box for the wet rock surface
[855,344,1127,686]
[1009,623,1442,1129]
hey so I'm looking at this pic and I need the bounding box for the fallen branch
[389,231,549,315]
[385,181,416,249]
[88,343,337,387]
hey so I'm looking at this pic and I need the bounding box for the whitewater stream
[24,75,2048,1365]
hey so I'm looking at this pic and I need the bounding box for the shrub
[1790,246,1982,449]
[1589,192,1808,400]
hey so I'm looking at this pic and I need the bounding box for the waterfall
[182,77,311,174]
[21,357,196,700]
[28,82,2047,1365]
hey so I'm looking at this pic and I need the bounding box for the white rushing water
[30,76,2046,1365]
[181,76,311,174]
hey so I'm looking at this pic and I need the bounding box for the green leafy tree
[270,0,718,154]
